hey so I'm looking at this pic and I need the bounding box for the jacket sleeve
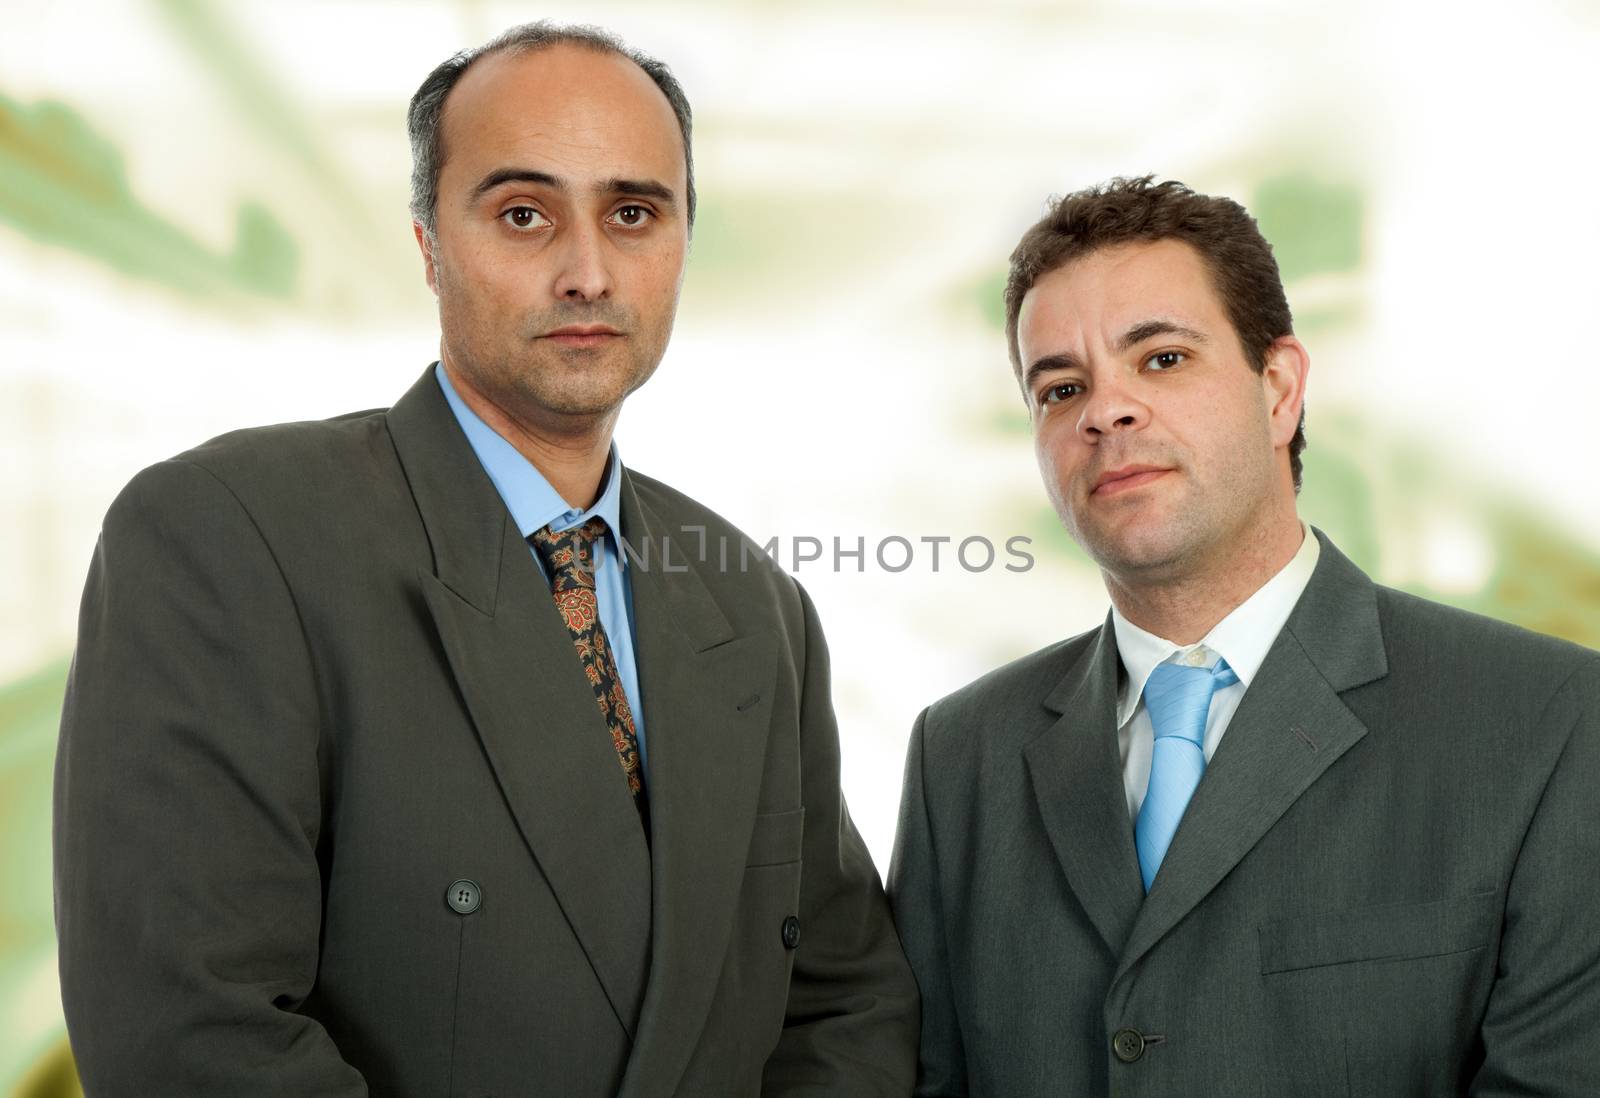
[761,581,920,1096]
[54,459,367,1096]
[887,708,969,1096]
[1469,656,1600,1097]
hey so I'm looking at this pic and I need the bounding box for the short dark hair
[407,21,695,240]
[1003,175,1305,490]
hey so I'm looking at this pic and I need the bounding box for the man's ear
[1260,335,1309,451]
[412,222,439,295]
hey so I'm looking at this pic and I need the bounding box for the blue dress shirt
[434,362,648,775]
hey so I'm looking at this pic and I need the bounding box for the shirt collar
[1111,523,1320,726]
[434,361,626,554]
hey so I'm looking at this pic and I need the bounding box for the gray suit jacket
[55,366,918,1097]
[889,529,1599,1096]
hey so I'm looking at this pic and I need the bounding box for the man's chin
[526,391,630,419]
[512,353,657,417]
[1078,523,1194,580]
[512,372,639,419]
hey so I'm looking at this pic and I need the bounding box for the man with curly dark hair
[890,176,1599,1096]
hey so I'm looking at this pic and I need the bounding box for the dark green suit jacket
[55,367,918,1096]
[889,529,1599,1096]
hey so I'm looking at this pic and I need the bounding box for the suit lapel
[613,473,779,1098]
[387,367,652,1037]
[1113,530,1389,983]
[1022,620,1146,959]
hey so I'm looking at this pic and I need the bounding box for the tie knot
[529,516,609,583]
[1142,658,1238,747]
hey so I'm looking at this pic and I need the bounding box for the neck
[1105,514,1304,645]
[441,358,616,511]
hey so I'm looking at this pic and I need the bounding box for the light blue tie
[1135,658,1239,892]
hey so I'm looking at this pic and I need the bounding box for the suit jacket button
[446,879,482,915]
[781,915,801,950]
[1112,1028,1146,1063]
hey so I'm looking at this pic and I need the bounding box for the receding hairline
[432,38,689,197]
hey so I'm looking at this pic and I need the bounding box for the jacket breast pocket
[1258,889,1501,975]
[1259,890,1504,1095]
[745,807,805,867]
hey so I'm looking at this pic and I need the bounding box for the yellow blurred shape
[9,1037,79,1098]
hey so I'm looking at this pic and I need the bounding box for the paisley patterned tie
[528,518,647,820]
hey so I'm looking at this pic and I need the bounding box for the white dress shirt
[1112,525,1321,821]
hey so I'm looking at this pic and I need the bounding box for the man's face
[1017,238,1304,584]
[417,44,690,425]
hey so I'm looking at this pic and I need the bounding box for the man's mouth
[1092,465,1172,496]
[542,325,623,348]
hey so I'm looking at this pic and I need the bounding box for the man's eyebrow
[601,178,677,208]
[471,168,564,201]
[1022,352,1082,389]
[1117,319,1208,350]
[470,169,677,210]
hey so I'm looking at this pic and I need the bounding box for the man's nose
[1076,373,1150,442]
[551,221,612,301]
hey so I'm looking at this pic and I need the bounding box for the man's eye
[1147,350,1185,370]
[1041,383,1084,405]
[502,206,550,230]
[610,205,653,228]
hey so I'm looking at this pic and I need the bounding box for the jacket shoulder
[99,406,408,569]
[173,407,392,489]
[919,627,1102,754]
[1345,581,1600,780]
[934,627,1099,712]
[1373,583,1598,695]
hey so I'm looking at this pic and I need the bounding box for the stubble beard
[435,261,675,425]
[1060,474,1204,584]
[1059,444,1277,592]
[506,340,660,419]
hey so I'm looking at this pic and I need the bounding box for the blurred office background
[4,0,1598,1091]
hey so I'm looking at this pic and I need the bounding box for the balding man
[55,23,917,1097]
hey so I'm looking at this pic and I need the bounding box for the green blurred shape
[1292,300,1366,337]
[1413,505,1600,649]
[233,199,297,296]
[1252,174,1364,283]
[1025,504,1092,568]
[966,266,1008,333]
[0,660,68,1095]
[987,401,1029,439]
[1295,415,1381,573]
[152,0,379,244]
[0,91,298,300]
[9,1037,80,1098]
[0,659,67,753]
[684,191,917,306]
